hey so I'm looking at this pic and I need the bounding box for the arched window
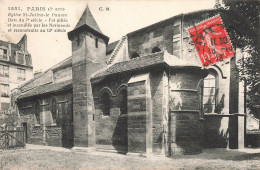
[101,92,110,116]
[118,89,127,115]
[131,52,139,59]
[35,101,40,124]
[151,47,161,53]
[203,69,218,113]
[51,99,57,124]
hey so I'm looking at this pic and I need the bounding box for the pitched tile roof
[67,6,109,44]
[18,56,72,90]
[18,80,72,99]
[52,56,72,71]
[92,51,166,79]
[0,40,21,52]
[92,50,203,80]
[74,5,102,34]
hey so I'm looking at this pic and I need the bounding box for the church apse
[169,67,207,154]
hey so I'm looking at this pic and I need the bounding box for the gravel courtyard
[0,145,259,169]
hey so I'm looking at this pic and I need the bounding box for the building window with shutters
[0,49,8,60]
[17,68,26,80]
[203,69,218,114]
[17,52,25,64]
[1,84,10,97]
[0,65,9,77]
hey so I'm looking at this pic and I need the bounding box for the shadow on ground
[171,148,260,161]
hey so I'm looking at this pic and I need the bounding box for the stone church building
[14,6,246,156]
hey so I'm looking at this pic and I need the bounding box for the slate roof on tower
[74,5,102,34]
[68,5,109,43]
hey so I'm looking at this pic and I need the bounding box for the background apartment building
[0,34,33,111]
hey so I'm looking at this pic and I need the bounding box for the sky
[0,0,215,72]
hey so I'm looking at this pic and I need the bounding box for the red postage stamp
[188,15,234,67]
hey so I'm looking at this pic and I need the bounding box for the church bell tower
[68,5,109,148]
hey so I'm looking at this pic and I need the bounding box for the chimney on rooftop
[8,41,11,58]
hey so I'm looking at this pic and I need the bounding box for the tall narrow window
[203,70,218,113]
[95,38,98,48]
[1,84,9,97]
[51,99,57,124]
[17,52,24,64]
[35,101,40,124]
[0,65,9,77]
[101,92,110,116]
[118,89,127,115]
[17,68,25,80]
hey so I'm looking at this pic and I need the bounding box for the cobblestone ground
[0,146,259,169]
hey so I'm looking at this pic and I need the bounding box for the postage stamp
[188,15,234,67]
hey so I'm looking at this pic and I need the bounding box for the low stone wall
[169,67,206,155]
[18,90,73,148]
[29,125,62,146]
[245,132,260,148]
[203,114,230,148]
[203,114,245,149]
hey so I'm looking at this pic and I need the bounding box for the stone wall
[93,75,130,153]
[18,90,73,147]
[150,70,165,155]
[128,21,174,58]
[245,133,260,148]
[53,66,72,83]
[92,70,166,155]
[71,30,107,148]
[203,114,229,148]
[127,80,150,154]
[203,114,245,149]
[169,67,206,155]
[182,10,232,115]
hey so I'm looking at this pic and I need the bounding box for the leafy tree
[215,0,260,122]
